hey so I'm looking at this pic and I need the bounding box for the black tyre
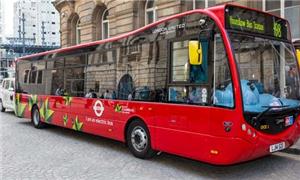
[126,120,156,159]
[0,99,5,112]
[31,106,46,129]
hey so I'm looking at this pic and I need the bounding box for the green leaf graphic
[63,96,72,106]
[40,98,54,123]
[72,116,83,131]
[28,95,38,111]
[15,93,26,117]
[40,102,45,119]
[16,103,26,117]
[114,104,122,112]
[63,114,68,126]
[45,109,54,123]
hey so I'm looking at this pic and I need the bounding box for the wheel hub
[33,109,39,125]
[131,126,148,152]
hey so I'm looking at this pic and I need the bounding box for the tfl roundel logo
[93,100,104,117]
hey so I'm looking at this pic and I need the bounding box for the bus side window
[168,39,209,105]
[24,70,29,83]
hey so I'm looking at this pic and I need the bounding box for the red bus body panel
[15,4,300,165]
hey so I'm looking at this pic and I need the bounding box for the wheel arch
[124,115,148,145]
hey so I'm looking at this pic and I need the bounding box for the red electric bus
[14,4,300,165]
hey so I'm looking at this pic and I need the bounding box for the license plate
[285,116,294,126]
[270,142,285,153]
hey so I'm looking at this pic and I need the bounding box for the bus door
[154,35,212,157]
[209,33,238,144]
[46,65,70,126]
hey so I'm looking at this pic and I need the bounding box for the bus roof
[16,3,290,61]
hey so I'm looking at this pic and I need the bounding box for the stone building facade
[53,0,263,48]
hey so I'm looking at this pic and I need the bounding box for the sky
[3,0,17,37]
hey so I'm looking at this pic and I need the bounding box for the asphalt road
[1,110,300,180]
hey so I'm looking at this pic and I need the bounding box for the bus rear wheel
[126,120,156,159]
[31,106,45,129]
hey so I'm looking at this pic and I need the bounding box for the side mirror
[189,41,203,65]
[297,49,300,66]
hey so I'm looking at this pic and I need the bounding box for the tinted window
[37,70,43,84]
[54,58,64,68]
[24,70,29,83]
[51,69,64,95]
[65,67,85,97]
[29,71,37,84]
[65,55,85,66]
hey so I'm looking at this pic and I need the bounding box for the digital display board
[225,5,289,41]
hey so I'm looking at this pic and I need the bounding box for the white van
[0,78,15,112]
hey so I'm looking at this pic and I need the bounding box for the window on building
[76,19,81,44]
[102,9,109,40]
[266,0,280,16]
[186,0,206,10]
[52,32,56,35]
[69,13,79,45]
[145,0,156,25]
[52,22,55,24]
[51,12,55,14]
[285,1,300,40]
[194,0,206,9]
[264,0,300,40]
[208,0,216,7]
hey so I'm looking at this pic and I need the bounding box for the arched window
[68,13,79,45]
[193,0,206,9]
[102,9,109,40]
[145,0,156,25]
[76,19,81,44]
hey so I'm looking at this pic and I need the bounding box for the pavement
[1,110,300,180]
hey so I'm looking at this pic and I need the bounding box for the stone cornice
[53,0,76,12]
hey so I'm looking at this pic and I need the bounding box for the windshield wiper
[253,105,290,122]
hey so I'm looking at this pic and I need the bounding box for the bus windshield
[229,33,300,113]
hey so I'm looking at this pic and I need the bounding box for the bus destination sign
[225,5,289,41]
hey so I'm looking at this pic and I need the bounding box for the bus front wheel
[126,120,156,159]
[31,106,46,129]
